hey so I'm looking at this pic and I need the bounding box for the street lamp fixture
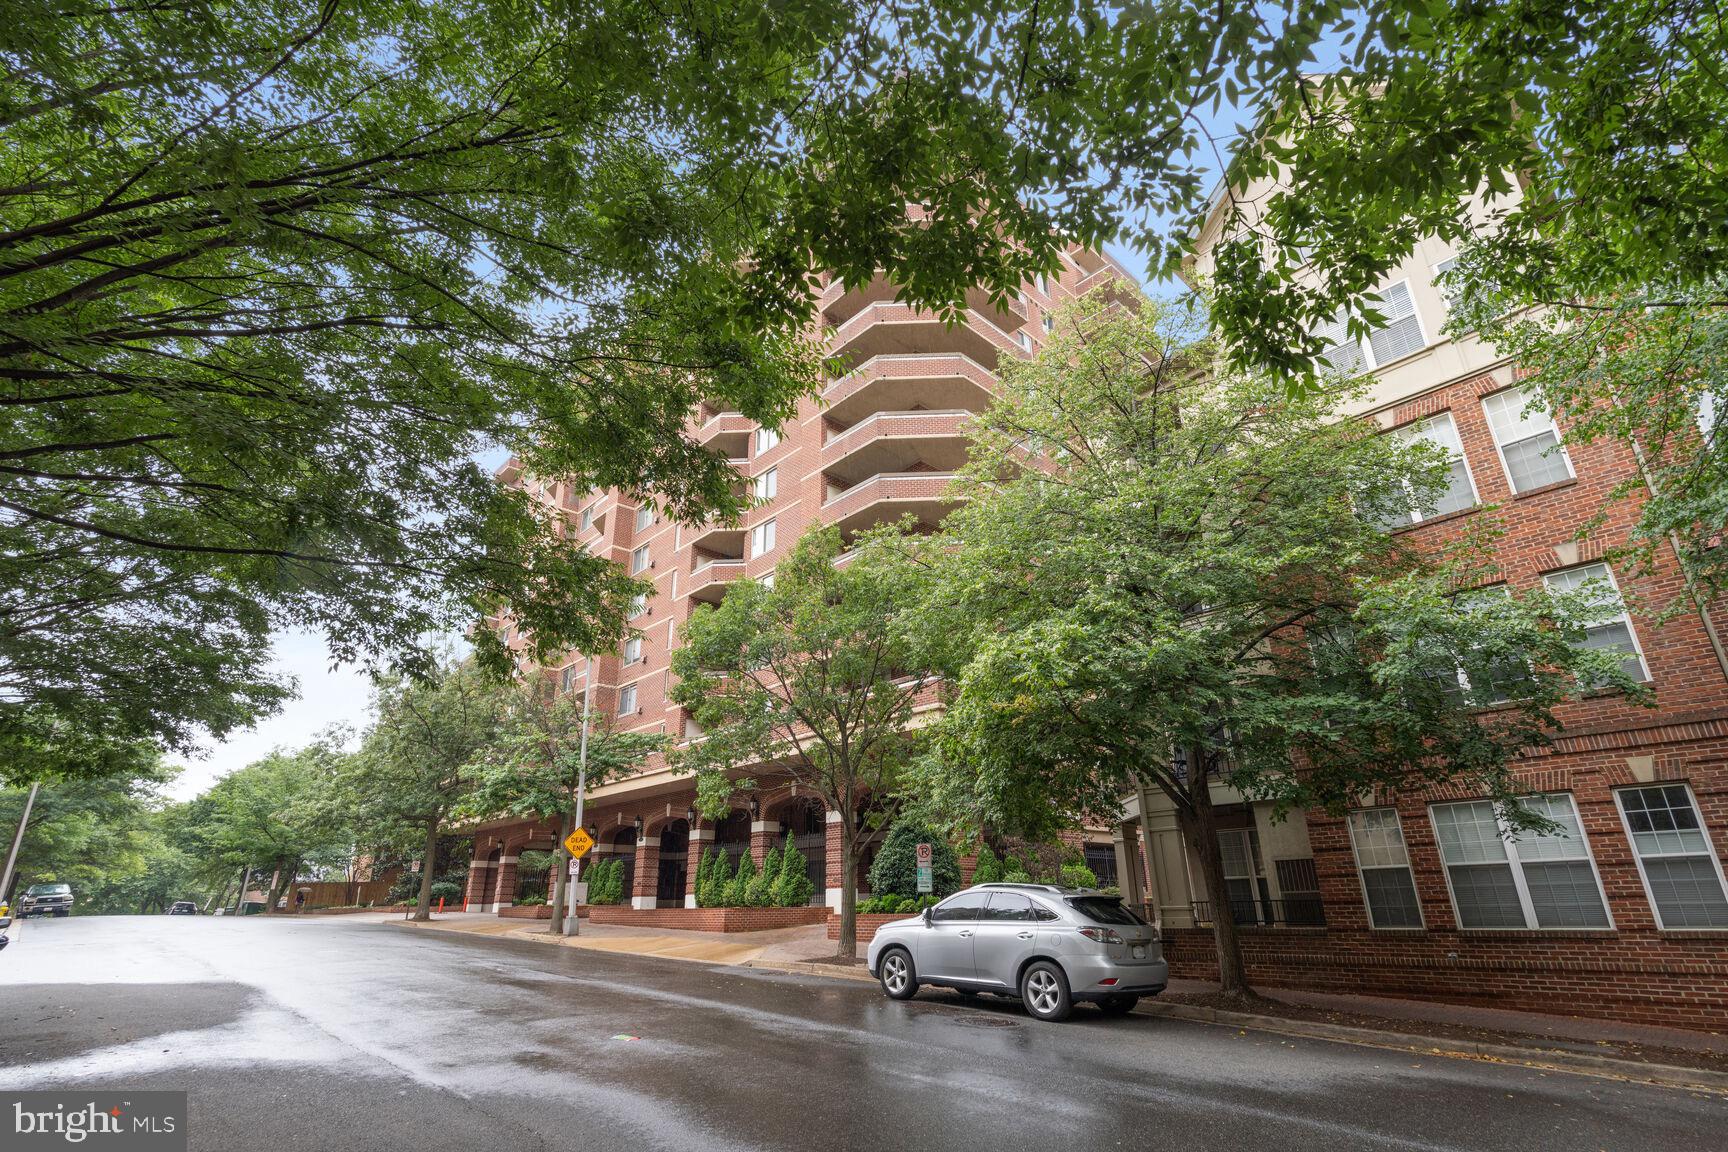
[684,805,696,826]
[747,797,760,818]
[632,814,643,836]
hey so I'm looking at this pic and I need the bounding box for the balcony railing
[1190,897,1326,929]
[820,471,960,530]
[686,560,746,604]
[820,410,972,472]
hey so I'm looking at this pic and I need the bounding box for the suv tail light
[1077,926,1124,944]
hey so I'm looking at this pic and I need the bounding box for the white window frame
[559,664,578,694]
[1346,808,1426,930]
[1042,313,1055,334]
[617,682,638,715]
[1310,279,1429,374]
[753,466,777,503]
[634,505,654,533]
[1613,783,1728,931]
[1429,794,1614,931]
[1542,562,1650,682]
[1015,329,1033,353]
[755,426,780,455]
[623,636,643,666]
[1389,411,1479,524]
[751,518,776,558]
[1433,256,1462,312]
[627,592,648,620]
[1482,385,1575,493]
[1698,390,1717,444]
[759,571,775,590]
[578,504,596,531]
[630,544,650,575]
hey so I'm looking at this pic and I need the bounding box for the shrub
[893,897,918,914]
[970,843,1003,886]
[517,895,546,906]
[586,858,625,906]
[867,820,962,901]
[1002,869,1032,884]
[774,833,816,907]
[725,853,756,907]
[429,880,463,903]
[1059,863,1099,890]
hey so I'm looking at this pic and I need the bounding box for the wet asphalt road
[0,916,1723,1152]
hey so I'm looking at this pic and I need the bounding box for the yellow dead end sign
[563,827,595,860]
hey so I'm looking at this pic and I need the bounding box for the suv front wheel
[878,947,917,1001]
[1020,960,1073,1022]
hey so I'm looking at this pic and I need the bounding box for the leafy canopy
[914,294,1648,837]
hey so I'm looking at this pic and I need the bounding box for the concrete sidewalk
[1163,977,1728,1057]
[385,911,838,968]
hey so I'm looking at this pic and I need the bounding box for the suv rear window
[1065,896,1146,925]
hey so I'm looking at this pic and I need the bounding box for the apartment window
[751,518,776,558]
[617,683,638,715]
[1311,312,1367,375]
[630,544,650,575]
[627,592,647,619]
[634,505,654,533]
[1015,330,1034,353]
[559,664,578,694]
[1217,829,1271,925]
[1451,586,1525,704]
[1347,809,1424,928]
[1483,386,1573,493]
[759,571,775,590]
[1430,795,1610,929]
[623,637,643,666]
[1615,785,1728,929]
[1366,281,1426,364]
[578,504,595,531]
[1386,412,1477,524]
[753,467,777,503]
[1543,563,1648,681]
[755,426,780,455]
[1042,314,1055,334]
[1434,256,1462,311]
[1699,390,1718,443]
[1036,273,1049,295]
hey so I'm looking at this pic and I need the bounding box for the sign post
[564,656,595,937]
[915,842,933,895]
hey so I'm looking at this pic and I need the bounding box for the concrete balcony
[821,471,960,536]
[686,520,746,558]
[820,276,1027,331]
[822,353,997,426]
[687,559,746,605]
[695,411,752,458]
[827,302,1021,372]
[820,411,973,486]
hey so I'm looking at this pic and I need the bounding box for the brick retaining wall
[587,905,830,932]
[828,912,913,943]
[1163,925,1728,1031]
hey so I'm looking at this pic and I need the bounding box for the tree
[914,297,1647,996]
[0,755,175,905]
[672,525,935,955]
[460,676,663,930]
[867,820,961,902]
[1200,4,1728,382]
[201,744,349,914]
[344,659,504,921]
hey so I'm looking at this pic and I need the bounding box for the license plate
[1131,944,1147,960]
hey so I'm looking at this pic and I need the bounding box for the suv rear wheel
[878,947,917,1001]
[1020,960,1073,1022]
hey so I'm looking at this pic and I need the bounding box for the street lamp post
[564,655,594,937]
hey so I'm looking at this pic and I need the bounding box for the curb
[1136,1001,1728,1094]
[743,959,877,984]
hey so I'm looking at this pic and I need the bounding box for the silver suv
[866,884,1166,1021]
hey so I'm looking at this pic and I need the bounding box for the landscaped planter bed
[587,905,830,932]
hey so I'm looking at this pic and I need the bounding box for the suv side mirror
[922,906,933,927]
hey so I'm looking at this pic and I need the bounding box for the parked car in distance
[867,883,1167,1022]
[168,901,198,915]
[19,883,73,918]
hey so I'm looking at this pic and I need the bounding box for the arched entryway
[472,843,502,911]
[713,809,751,874]
[656,819,689,907]
[608,827,636,900]
[776,797,827,906]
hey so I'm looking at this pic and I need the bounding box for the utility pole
[563,656,594,937]
[232,865,251,916]
[1,781,41,904]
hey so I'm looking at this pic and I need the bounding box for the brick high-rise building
[1116,181,1728,1029]
[468,247,1136,920]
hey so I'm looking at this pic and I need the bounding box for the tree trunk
[836,817,858,960]
[414,819,440,921]
[1183,764,1252,999]
[549,811,573,934]
[265,862,298,914]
